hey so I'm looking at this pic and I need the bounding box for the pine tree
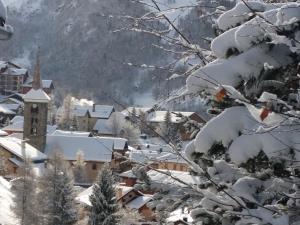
[89,164,119,225]
[11,159,38,225]
[38,153,77,225]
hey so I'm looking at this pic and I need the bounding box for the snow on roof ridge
[23,88,50,102]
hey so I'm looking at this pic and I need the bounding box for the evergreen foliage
[38,153,77,225]
[89,164,119,225]
[11,159,38,225]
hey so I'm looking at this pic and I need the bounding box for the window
[31,104,39,113]
[173,164,177,170]
[31,127,37,135]
[92,163,97,170]
[31,118,38,124]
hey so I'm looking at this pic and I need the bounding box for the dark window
[92,163,97,170]
[31,105,39,113]
[31,118,38,124]
[30,127,37,135]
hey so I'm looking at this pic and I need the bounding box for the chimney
[92,104,96,112]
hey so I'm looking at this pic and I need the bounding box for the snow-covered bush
[184,1,300,225]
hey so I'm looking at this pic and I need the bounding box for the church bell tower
[23,54,50,152]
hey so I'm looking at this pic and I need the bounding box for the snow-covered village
[0,0,299,225]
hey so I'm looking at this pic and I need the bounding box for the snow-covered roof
[1,103,21,111]
[50,130,91,137]
[92,118,113,135]
[2,121,23,132]
[0,61,27,76]
[5,68,27,76]
[121,107,151,117]
[76,186,93,206]
[97,137,128,151]
[166,207,193,224]
[0,176,16,225]
[0,137,47,161]
[126,195,152,210]
[73,108,89,117]
[10,115,24,124]
[22,79,53,89]
[129,150,185,164]
[41,80,53,88]
[0,104,15,114]
[73,105,114,119]
[122,107,198,123]
[0,97,23,105]
[117,185,135,198]
[89,105,114,118]
[147,111,195,123]
[45,135,113,162]
[119,170,137,179]
[0,130,8,136]
[136,143,173,152]
[23,88,51,103]
[2,119,56,134]
[76,184,136,207]
[147,169,201,187]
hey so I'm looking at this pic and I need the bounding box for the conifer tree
[11,159,38,225]
[38,153,77,225]
[89,164,119,225]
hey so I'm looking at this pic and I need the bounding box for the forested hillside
[0,0,220,105]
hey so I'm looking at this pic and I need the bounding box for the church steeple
[32,50,42,90]
[23,50,50,152]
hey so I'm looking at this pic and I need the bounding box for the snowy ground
[0,177,17,225]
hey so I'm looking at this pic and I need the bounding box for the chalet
[76,184,154,221]
[45,134,128,182]
[119,170,138,187]
[75,104,115,131]
[116,186,154,220]
[128,147,189,172]
[0,61,29,96]
[0,97,24,125]
[122,107,207,140]
[0,104,16,124]
[92,112,125,136]
[0,137,47,176]
[146,169,201,191]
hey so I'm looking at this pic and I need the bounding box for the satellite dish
[0,0,13,40]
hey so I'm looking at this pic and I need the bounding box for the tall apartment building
[0,61,28,96]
